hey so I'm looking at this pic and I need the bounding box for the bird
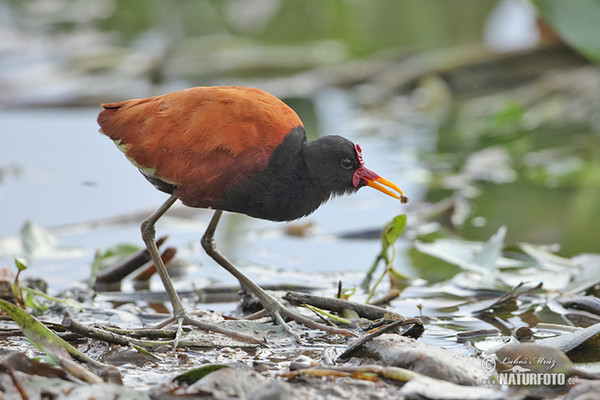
[97,86,408,344]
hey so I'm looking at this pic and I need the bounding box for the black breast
[218,127,332,222]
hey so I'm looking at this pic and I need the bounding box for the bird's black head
[303,135,369,196]
[303,135,409,202]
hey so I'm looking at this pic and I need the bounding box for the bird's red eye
[340,158,353,169]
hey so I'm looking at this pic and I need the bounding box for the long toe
[258,295,357,341]
[182,314,265,345]
[154,312,266,347]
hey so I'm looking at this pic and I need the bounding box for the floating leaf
[563,254,600,294]
[519,243,577,270]
[414,225,511,274]
[174,365,229,385]
[473,225,506,272]
[537,322,600,353]
[20,220,55,255]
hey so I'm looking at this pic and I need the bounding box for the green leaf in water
[472,225,506,272]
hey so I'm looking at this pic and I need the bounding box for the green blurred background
[2,0,599,261]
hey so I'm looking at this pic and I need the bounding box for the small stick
[62,317,176,349]
[64,316,265,348]
[283,291,399,320]
[102,326,177,339]
[62,317,133,346]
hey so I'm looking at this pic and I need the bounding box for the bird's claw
[154,311,267,351]
[255,294,358,344]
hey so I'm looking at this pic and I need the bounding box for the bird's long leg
[141,195,184,318]
[141,195,264,347]
[201,210,357,343]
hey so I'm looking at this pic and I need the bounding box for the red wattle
[352,166,379,187]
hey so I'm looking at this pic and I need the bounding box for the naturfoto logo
[481,344,577,388]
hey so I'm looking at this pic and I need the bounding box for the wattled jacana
[97,86,408,344]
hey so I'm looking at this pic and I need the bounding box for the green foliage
[336,286,356,300]
[384,215,407,249]
[89,243,141,287]
[12,257,80,314]
[95,0,495,56]
[91,243,140,275]
[306,304,353,324]
[489,100,526,131]
[0,298,101,368]
[25,291,47,314]
[534,0,600,65]
[362,215,409,303]
[97,243,141,264]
